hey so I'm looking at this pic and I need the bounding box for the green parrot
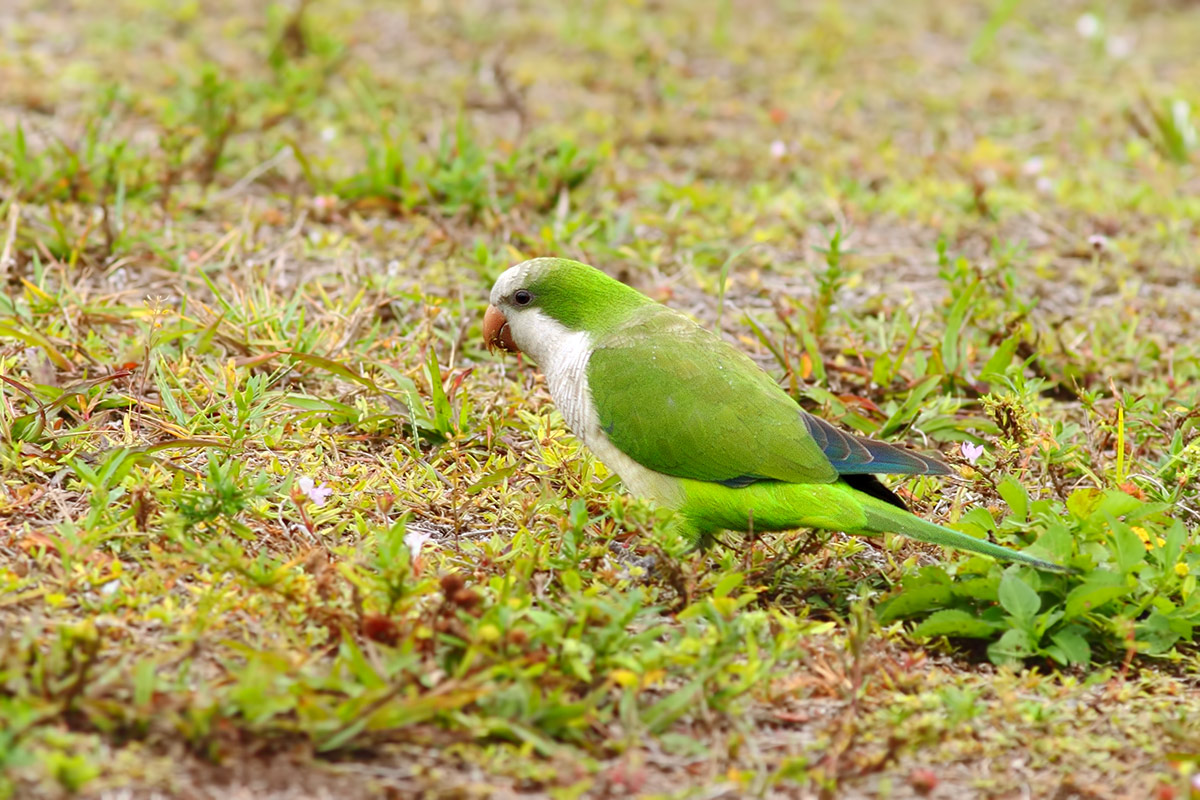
[484,257,1064,572]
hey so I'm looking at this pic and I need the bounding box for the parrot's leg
[766,529,832,580]
[667,515,731,554]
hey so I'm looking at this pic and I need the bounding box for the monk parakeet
[484,257,1063,571]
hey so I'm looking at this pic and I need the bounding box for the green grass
[2,1,1200,797]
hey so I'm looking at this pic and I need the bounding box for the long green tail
[673,475,1071,572]
[860,495,1071,573]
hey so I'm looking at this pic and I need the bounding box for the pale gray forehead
[490,265,524,305]
[489,259,553,305]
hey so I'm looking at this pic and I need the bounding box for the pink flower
[961,442,985,465]
[404,529,434,560]
[769,140,787,159]
[296,476,333,507]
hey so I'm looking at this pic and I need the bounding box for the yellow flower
[610,669,639,689]
[1131,526,1156,550]
[1175,563,1190,578]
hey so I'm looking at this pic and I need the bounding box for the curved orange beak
[483,304,518,353]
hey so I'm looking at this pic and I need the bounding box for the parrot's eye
[513,289,534,306]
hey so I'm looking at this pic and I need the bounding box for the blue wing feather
[801,413,952,476]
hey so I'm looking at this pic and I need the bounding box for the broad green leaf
[998,572,1041,620]
[1048,628,1091,666]
[1136,610,1192,655]
[877,583,954,623]
[997,475,1028,523]
[1095,489,1143,519]
[950,576,1000,602]
[987,628,1035,666]
[1038,604,1064,624]
[956,507,997,538]
[1066,488,1102,519]
[1064,572,1130,619]
[1109,520,1147,574]
[1035,522,1074,563]
[911,609,1000,639]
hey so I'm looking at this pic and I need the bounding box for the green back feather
[587,304,838,485]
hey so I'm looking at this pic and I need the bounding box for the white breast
[538,327,685,510]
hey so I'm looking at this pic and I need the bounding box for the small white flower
[1036,176,1055,195]
[961,442,985,465]
[1105,35,1133,59]
[1021,157,1044,175]
[100,580,120,596]
[769,140,787,159]
[297,476,333,507]
[321,127,337,142]
[1076,13,1101,39]
[404,529,434,560]
[1088,234,1109,251]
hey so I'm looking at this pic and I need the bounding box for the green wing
[587,307,838,486]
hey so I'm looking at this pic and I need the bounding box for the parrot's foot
[691,532,740,555]
[667,516,729,554]
[765,529,831,578]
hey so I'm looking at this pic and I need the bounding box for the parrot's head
[484,257,652,364]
